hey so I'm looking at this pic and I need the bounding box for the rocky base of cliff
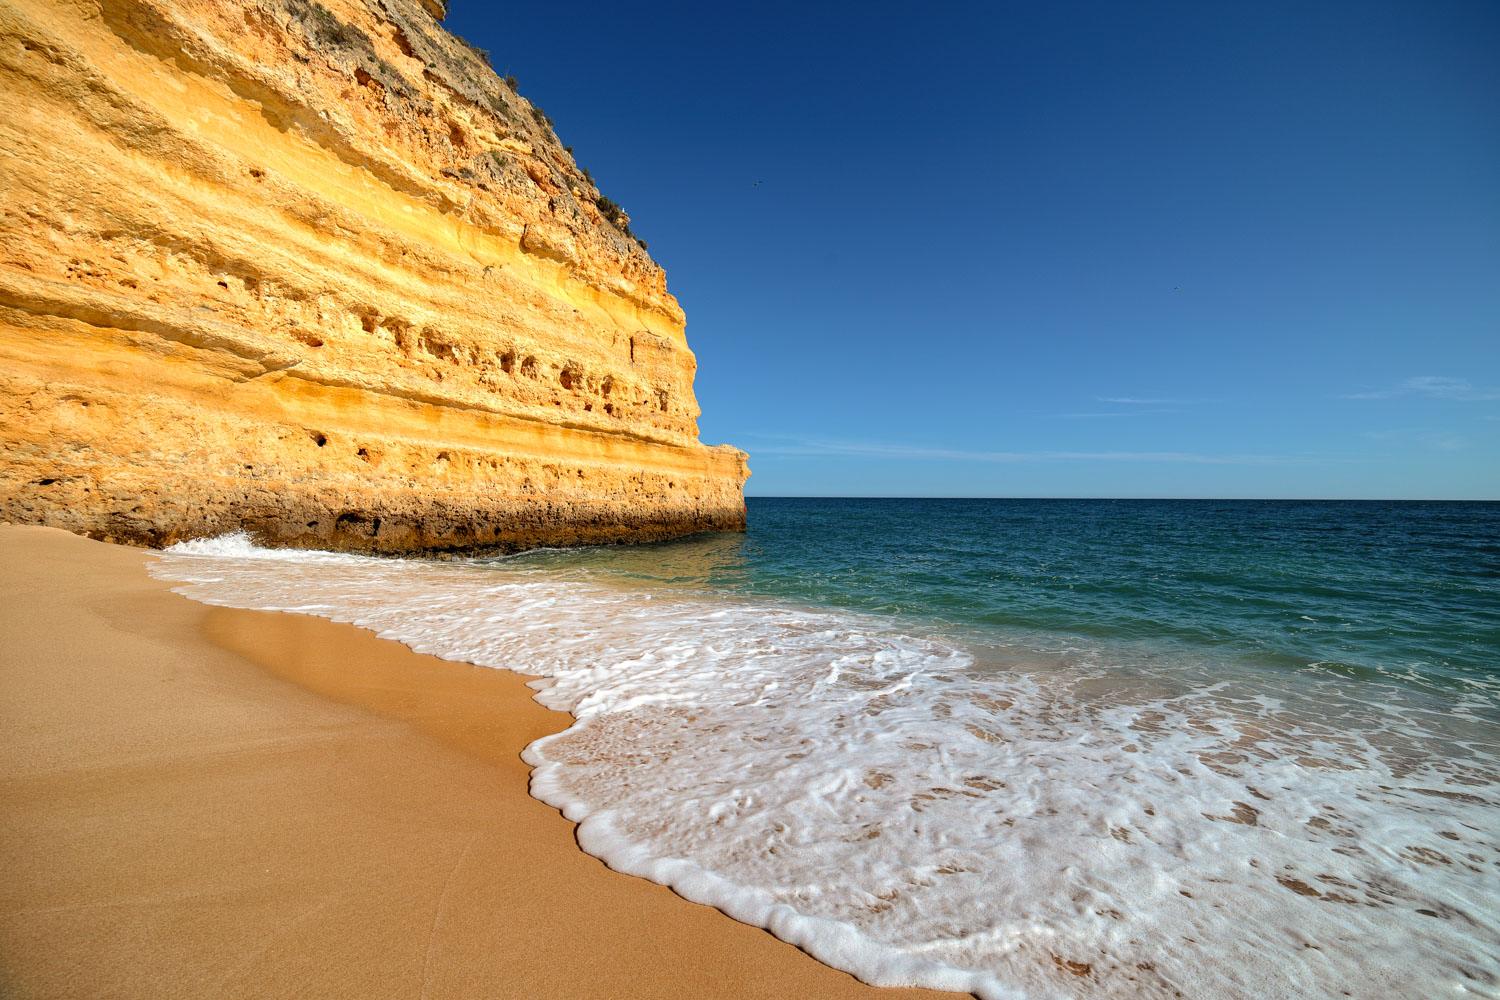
[2,479,742,556]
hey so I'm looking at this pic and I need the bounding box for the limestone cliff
[0,0,748,553]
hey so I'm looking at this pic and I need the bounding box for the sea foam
[153,537,1500,999]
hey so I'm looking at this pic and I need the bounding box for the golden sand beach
[0,525,954,999]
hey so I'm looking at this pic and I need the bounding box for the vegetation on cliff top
[458,46,648,251]
[289,0,649,254]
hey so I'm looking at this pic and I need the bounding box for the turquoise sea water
[513,497,1500,696]
[156,498,1500,998]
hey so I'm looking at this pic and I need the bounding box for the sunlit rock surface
[0,0,747,553]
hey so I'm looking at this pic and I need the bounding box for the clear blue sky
[445,1,1499,499]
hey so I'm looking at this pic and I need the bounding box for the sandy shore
[0,525,956,999]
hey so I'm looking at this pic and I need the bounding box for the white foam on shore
[153,537,1500,999]
[163,531,367,563]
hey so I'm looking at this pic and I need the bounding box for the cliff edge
[0,0,748,553]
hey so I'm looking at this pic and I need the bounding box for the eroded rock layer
[0,0,747,553]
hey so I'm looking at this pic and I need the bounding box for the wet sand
[0,525,957,999]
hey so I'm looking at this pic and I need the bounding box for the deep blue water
[510,497,1500,696]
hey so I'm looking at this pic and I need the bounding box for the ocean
[152,498,1500,999]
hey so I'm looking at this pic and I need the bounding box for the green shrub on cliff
[595,194,624,221]
[593,194,648,250]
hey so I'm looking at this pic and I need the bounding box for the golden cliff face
[0,0,748,553]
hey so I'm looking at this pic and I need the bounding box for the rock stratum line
[0,0,748,553]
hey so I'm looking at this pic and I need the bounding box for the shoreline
[0,525,954,999]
